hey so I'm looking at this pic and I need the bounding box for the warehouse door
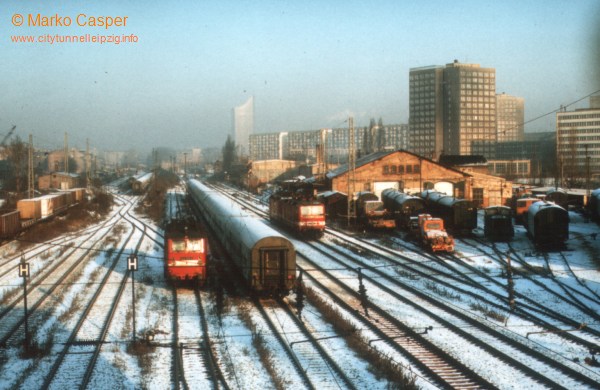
[434,181,453,196]
[373,182,399,201]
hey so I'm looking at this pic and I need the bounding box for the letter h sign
[19,263,30,278]
[127,254,138,271]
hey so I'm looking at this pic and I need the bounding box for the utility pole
[28,134,34,199]
[93,155,97,181]
[64,132,69,173]
[347,117,355,227]
[86,139,91,189]
[184,152,188,177]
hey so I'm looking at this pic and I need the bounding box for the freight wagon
[420,190,477,235]
[0,211,21,239]
[381,188,425,229]
[526,201,569,248]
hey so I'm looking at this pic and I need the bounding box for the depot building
[322,150,512,208]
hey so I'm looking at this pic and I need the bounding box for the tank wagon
[354,191,396,229]
[187,179,296,294]
[484,206,514,241]
[420,190,477,235]
[164,218,209,285]
[269,180,325,238]
[526,201,569,248]
[545,188,569,209]
[381,188,425,229]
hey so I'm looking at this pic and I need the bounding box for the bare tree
[222,135,237,174]
[5,136,28,197]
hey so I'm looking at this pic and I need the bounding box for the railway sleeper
[70,339,104,346]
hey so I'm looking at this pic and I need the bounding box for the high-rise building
[409,65,444,160]
[556,96,600,179]
[232,96,254,156]
[248,131,288,160]
[496,93,524,142]
[409,60,497,159]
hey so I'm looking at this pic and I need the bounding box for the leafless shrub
[423,281,462,301]
[237,302,286,389]
[469,302,507,322]
[57,293,83,324]
[19,338,53,359]
[514,265,551,277]
[395,269,419,280]
[0,287,21,306]
[135,169,180,224]
[305,287,418,389]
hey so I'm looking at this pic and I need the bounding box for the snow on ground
[2,190,600,389]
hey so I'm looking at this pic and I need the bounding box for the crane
[1,125,16,148]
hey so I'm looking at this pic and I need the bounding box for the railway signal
[357,267,369,317]
[19,256,30,351]
[295,270,305,320]
[128,254,138,342]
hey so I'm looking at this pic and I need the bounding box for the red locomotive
[269,179,325,238]
[164,219,209,285]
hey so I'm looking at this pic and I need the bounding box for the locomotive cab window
[171,240,185,252]
[171,238,204,252]
[186,238,205,252]
[301,205,323,216]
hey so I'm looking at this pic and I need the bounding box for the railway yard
[0,179,600,389]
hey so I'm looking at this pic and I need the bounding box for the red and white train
[268,180,325,238]
[163,219,209,285]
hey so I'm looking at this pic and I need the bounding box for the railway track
[172,287,228,390]
[255,297,357,390]
[464,236,600,315]
[301,236,600,388]
[0,198,129,292]
[41,217,144,389]
[455,238,600,342]
[0,202,136,349]
[337,230,600,364]
[541,251,600,317]
[295,254,495,389]
[380,232,600,348]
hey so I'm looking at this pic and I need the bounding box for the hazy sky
[2,0,600,153]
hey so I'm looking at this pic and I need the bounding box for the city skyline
[1,1,599,153]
